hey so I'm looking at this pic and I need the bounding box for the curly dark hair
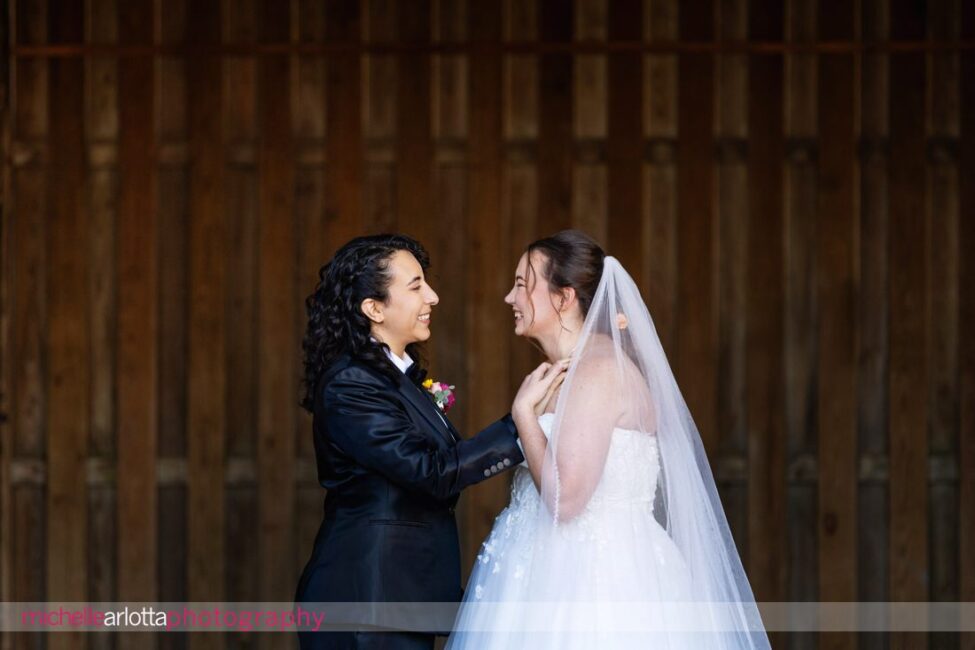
[301,233,430,412]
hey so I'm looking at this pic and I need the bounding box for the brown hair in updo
[524,229,605,328]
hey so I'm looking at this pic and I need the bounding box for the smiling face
[361,249,439,355]
[504,251,564,339]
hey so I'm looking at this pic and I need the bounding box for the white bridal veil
[519,255,770,648]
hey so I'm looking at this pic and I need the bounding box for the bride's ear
[558,287,577,312]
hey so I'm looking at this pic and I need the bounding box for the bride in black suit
[295,233,565,650]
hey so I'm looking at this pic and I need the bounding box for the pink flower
[423,377,456,412]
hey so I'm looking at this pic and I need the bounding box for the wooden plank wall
[0,2,972,650]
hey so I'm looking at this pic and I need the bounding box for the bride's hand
[512,360,568,420]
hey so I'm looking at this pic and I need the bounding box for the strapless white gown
[446,413,707,649]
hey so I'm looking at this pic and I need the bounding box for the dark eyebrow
[408,276,422,285]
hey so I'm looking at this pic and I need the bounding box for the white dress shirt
[384,347,414,374]
[374,338,450,429]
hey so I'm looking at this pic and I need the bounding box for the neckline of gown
[536,411,654,437]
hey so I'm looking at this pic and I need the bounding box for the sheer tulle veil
[521,255,771,647]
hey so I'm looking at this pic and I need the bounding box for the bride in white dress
[446,231,769,649]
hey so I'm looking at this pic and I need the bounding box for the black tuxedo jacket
[295,353,524,610]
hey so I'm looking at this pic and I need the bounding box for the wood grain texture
[926,6,961,650]
[676,0,716,455]
[257,0,296,608]
[185,6,226,647]
[8,9,49,650]
[606,0,641,273]
[294,0,329,580]
[396,0,434,251]
[504,0,540,400]
[642,0,678,352]
[537,0,572,235]
[746,0,787,632]
[45,0,88,630]
[116,0,157,609]
[86,0,118,465]
[816,4,858,650]
[222,7,260,641]
[156,10,190,646]
[85,0,122,639]
[0,0,15,630]
[715,0,749,561]
[888,0,928,634]
[857,3,890,638]
[324,0,364,257]
[430,2,469,543]
[462,0,508,574]
[959,4,975,650]
[784,6,819,642]
[572,0,606,247]
[504,0,537,141]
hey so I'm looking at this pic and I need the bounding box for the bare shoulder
[570,342,626,395]
[572,337,654,428]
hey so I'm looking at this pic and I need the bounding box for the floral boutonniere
[422,378,456,413]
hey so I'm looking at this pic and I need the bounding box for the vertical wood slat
[116,0,157,608]
[155,1,189,440]
[85,5,119,628]
[746,0,787,629]
[86,15,117,456]
[0,0,14,630]
[933,10,964,650]
[676,0,716,454]
[887,5,928,650]
[606,0,641,273]
[816,3,858,650]
[9,11,49,650]
[571,0,606,246]
[294,0,328,581]
[363,0,397,234]
[294,0,326,139]
[223,3,259,629]
[432,0,468,142]
[185,2,226,641]
[324,0,363,257]
[857,0,889,633]
[714,0,749,556]
[925,6,961,645]
[223,0,258,465]
[157,4,190,637]
[537,0,572,235]
[642,0,678,351]
[784,6,819,641]
[959,3,975,650]
[257,0,296,606]
[45,9,88,649]
[396,0,434,252]
[504,0,537,142]
[430,0,468,491]
[463,0,507,575]
[504,0,540,396]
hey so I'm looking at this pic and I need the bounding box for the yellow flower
[422,378,434,389]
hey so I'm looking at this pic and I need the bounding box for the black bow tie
[406,362,428,385]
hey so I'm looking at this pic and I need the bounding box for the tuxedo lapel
[397,374,457,445]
